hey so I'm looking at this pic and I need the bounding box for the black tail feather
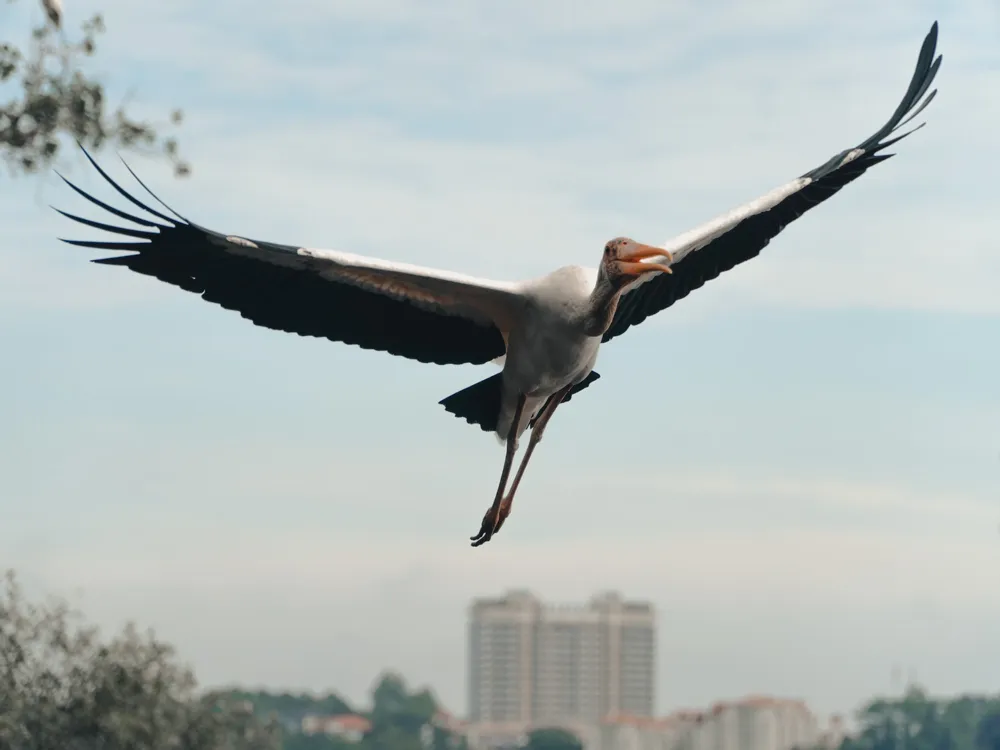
[439,371,601,433]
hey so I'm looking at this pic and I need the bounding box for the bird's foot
[470,503,500,547]
[470,497,512,548]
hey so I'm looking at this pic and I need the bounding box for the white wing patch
[839,148,865,167]
[320,265,456,310]
[199,240,520,336]
[226,236,258,249]
[294,247,520,334]
[618,176,813,297]
[663,176,812,264]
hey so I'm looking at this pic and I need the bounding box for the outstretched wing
[55,149,522,366]
[603,21,942,343]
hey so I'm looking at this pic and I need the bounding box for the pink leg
[470,393,526,547]
[490,383,573,538]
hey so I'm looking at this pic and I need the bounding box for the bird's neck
[581,275,621,337]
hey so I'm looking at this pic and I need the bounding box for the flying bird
[53,22,942,547]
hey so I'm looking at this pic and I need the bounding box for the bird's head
[601,237,673,287]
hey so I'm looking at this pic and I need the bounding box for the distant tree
[365,724,424,750]
[314,693,354,717]
[842,688,1000,750]
[942,696,989,750]
[0,569,280,749]
[524,728,583,750]
[977,708,1000,750]
[844,688,938,750]
[363,672,449,750]
[222,689,353,726]
[394,687,438,735]
[1,0,189,177]
[370,672,436,733]
[371,672,410,721]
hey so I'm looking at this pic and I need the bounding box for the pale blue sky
[2,0,1000,724]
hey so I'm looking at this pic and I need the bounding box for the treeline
[0,571,464,750]
[221,689,353,728]
[841,687,1000,750]
[216,673,464,750]
[2,569,998,750]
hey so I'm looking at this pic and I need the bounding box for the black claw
[470,523,495,547]
[470,528,492,546]
[471,499,509,547]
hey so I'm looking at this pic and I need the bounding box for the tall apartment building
[467,589,656,730]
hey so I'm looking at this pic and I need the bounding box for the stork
[53,22,942,546]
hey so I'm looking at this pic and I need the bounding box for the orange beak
[618,243,674,276]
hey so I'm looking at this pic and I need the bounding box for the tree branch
[1,0,190,178]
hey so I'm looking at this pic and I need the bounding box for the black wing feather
[55,148,507,366]
[603,22,941,343]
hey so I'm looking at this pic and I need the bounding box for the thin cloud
[4,0,994,315]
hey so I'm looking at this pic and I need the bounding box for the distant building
[301,713,372,741]
[662,697,819,750]
[599,713,686,750]
[467,695,820,750]
[466,589,656,747]
[465,590,823,750]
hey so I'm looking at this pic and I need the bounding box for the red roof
[329,715,372,732]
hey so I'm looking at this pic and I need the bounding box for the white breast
[489,265,604,441]
[506,266,602,396]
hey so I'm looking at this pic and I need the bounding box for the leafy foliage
[1,0,189,177]
[976,708,1000,750]
[226,672,466,750]
[524,728,583,750]
[222,689,354,727]
[371,673,438,734]
[841,686,1000,750]
[364,672,438,750]
[0,570,281,749]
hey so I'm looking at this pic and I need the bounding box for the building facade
[668,697,821,750]
[467,589,657,742]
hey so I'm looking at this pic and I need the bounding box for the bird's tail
[439,374,508,434]
[438,371,602,435]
